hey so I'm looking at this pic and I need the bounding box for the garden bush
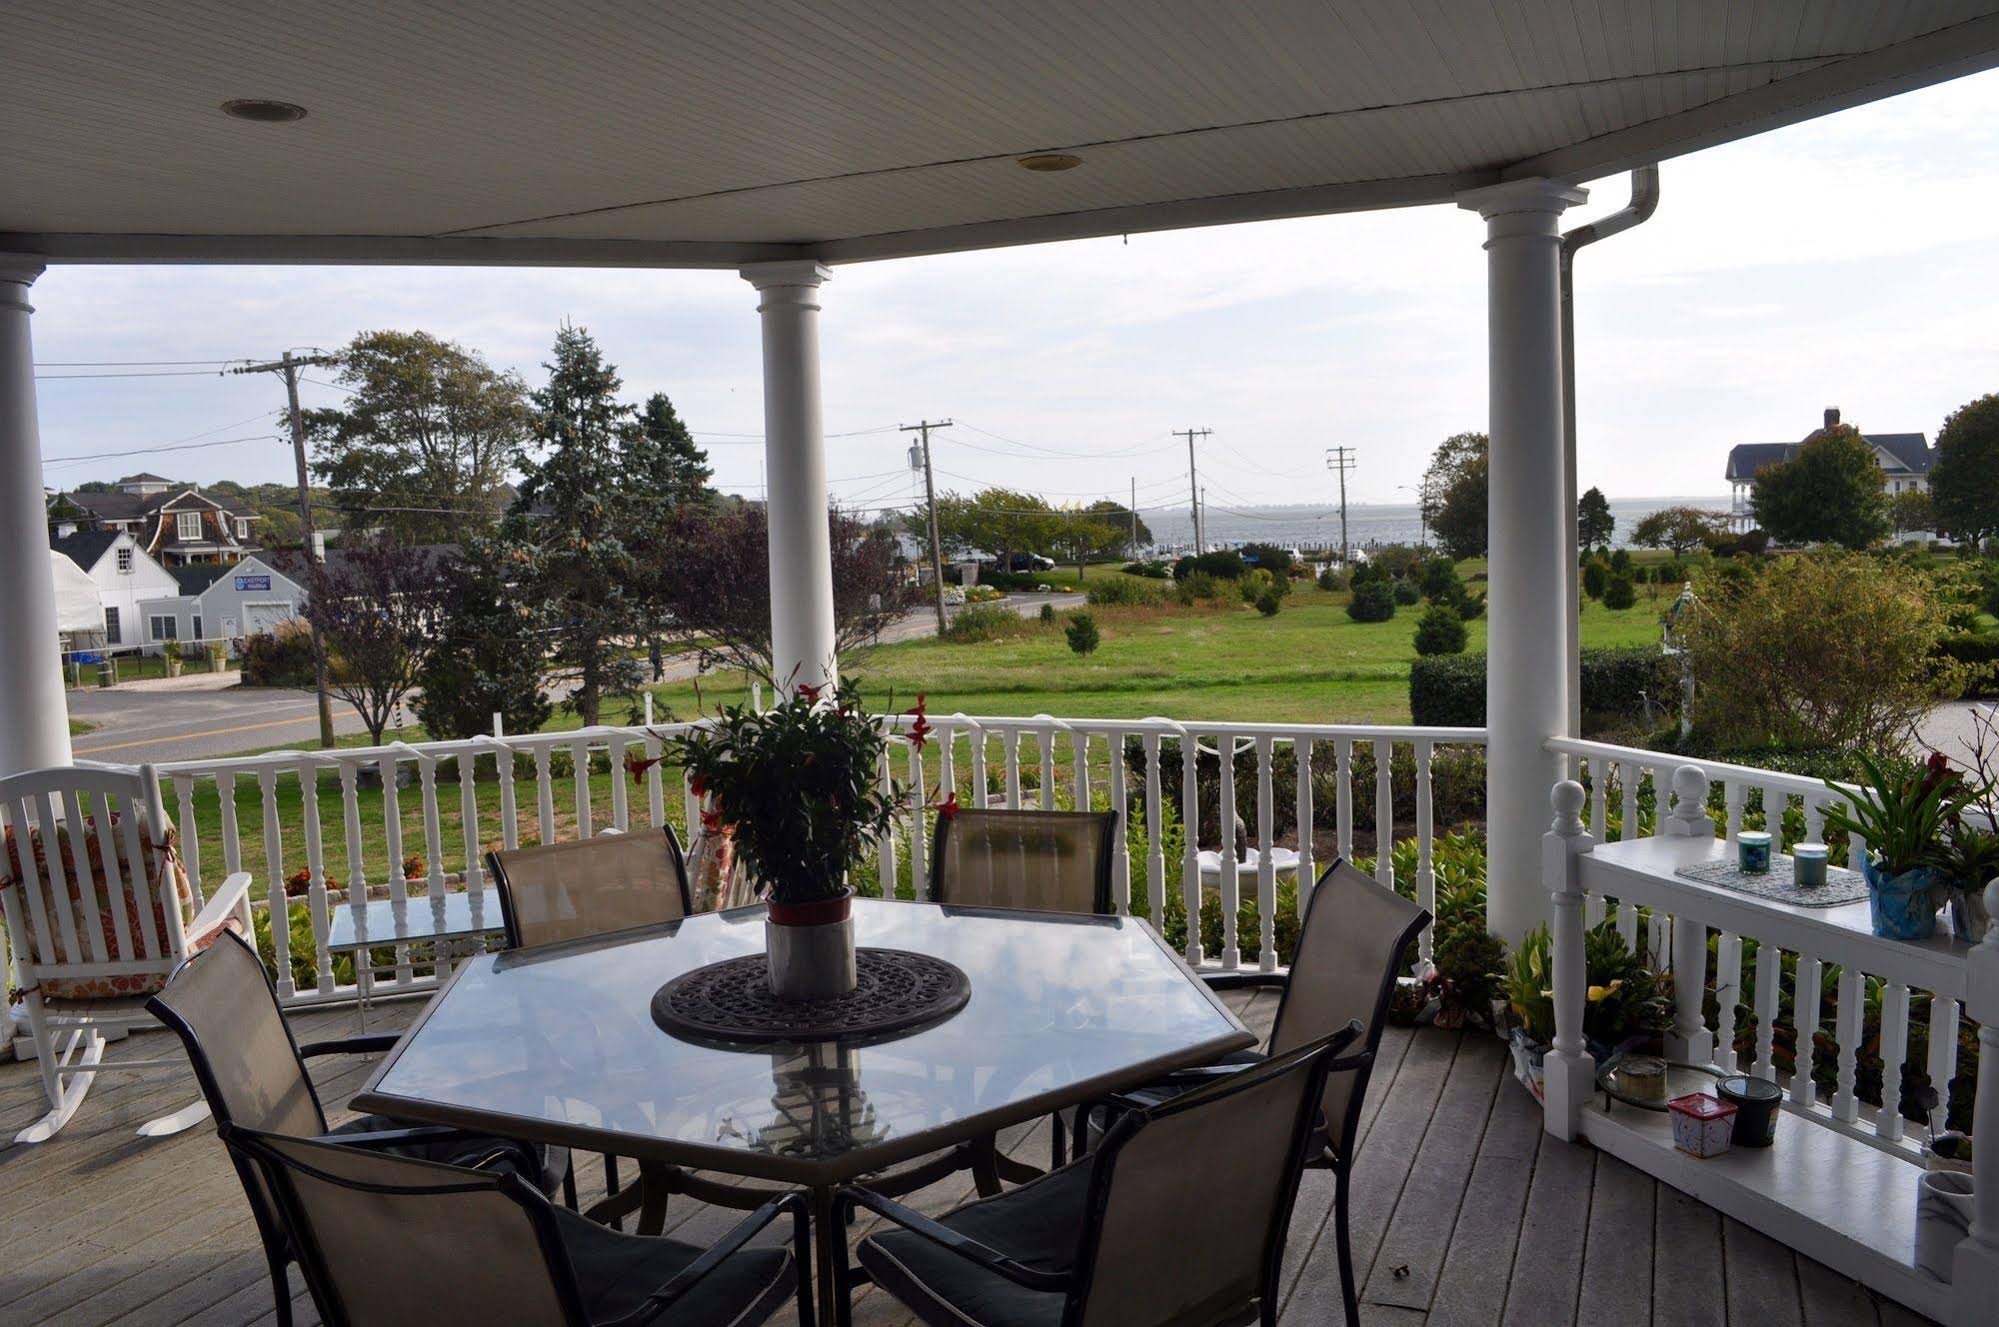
[1065,612,1101,655]
[1086,575,1166,607]
[1419,557,1460,601]
[240,619,317,688]
[1392,579,1422,606]
[944,603,1034,643]
[1254,585,1283,616]
[1175,570,1230,604]
[1581,559,1608,600]
[1316,565,1349,592]
[1039,602,1056,624]
[1349,560,1388,587]
[1240,543,1298,576]
[1603,574,1637,609]
[1608,548,1632,573]
[1409,648,1671,727]
[1940,631,1999,697]
[1122,560,1171,579]
[1370,544,1424,581]
[1173,550,1248,581]
[1346,579,1397,622]
[1412,604,1467,656]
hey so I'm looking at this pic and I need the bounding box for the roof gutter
[1558,165,1659,752]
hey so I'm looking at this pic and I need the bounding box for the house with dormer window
[1723,407,1935,532]
[45,472,262,565]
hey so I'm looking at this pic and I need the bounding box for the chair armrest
[186,871,253,942]
[1200,971,1288,992]
[298,1035,402,1058]
[605,1193,805,1327]
[317,1125,539,1176]
[838,1186,1073,1293]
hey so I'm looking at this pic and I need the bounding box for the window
[192,615,203,641]
[235,518,249,541]
[104,607,121,645]
[176,511,204,540]
[116,546,133,574]
[150,615,178,642]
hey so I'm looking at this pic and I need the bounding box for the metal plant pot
[765,890,857,1001]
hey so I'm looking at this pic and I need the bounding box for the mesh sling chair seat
[487,826,695,951]
[927,806,1120,1175]
[841,1025,1364,1327]
[224,1125,810,1327]
[147,929,572,1327]
[1079,858,1431,1326]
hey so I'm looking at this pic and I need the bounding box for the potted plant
[1500,921,1670,1099]
[1937,823,1999,943]
[163,642,184,678]
[1822,752,1977,940]
[668,679,898,1000]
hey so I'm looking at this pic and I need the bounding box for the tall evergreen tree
[1577,486,1615,549]
[628,392,713,512]
[509,325,647,727]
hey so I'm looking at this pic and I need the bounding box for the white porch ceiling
[5,1,1999,266]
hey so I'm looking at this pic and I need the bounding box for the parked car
[1002,552,1056,571]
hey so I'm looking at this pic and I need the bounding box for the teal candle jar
[1737,830,1772,875]
[1793,841,1828,888]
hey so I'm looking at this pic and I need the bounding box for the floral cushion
[2,812,240,1000]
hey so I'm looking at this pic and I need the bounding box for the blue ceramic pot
[1861,857,1938,940]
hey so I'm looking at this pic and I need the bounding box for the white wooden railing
[155,715,1484,1009]
[1548,736,1970,1154]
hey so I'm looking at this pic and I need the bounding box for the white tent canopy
[47,551,98,635]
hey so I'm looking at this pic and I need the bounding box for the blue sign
[233,574,271,591]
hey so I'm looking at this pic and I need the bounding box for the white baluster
[1180,732,1202,966]
[1752,940,1780,1081]
[1790,955,1823,1108]
[1802,792,1825,850]
[533,745,555,846]
[1929,995,1961,1127]
[1669,916,1714,1067]
[1037,722,1056,811]
[1951,881,1999,1314]
[459,753,486,935]
[1875,980,1910,1143]
[570,739,592,838]
[1415,739,1435,969]
[1143,731,1166,923]
[339,762,368,970]
[1254,735,1276,972]
[1543,780,1596,1141]
[1760,783,1784,847]
[497,742,520,851]
[416,755,447,941]
[1069,728,1088,813]
[905,739,928,900]
[644,735,666,829]
[876,748,897,894]
[1294,737,1315,908]
[970,726,990,809]
[172,773,203,905]
[1217,734,1239,969]
[1723,780,1745,846]
[1003,728,1023,809]
[1335,738,1354,861]
[297,758,334,993]
[608,734,630,832]
[216,767,243,881]
[1619,758,1638,844]
[258,768,292,999]
[1373,739,1394,892]
[381,755,413,986]
[1107,729,1131,914]
[1832,966,1863,1123]
[1588,754,1606,840]
[1713,933,1742,1073]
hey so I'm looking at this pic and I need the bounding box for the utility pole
[901,419,952,636]
[232,350,338,747]
[1174,427,1211,552]
[1129,477,1139,558]
[1326,446,1356,566]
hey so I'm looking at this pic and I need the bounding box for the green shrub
[1086,575,1165,607]
[1419,557,1459,601]
[1065,612,1101,655]
[1039,602,1056,624]
[1940,631,1999,697]
[1413,604,1467,656]
[975,568,1047,592]
[1392,579,1422,606]
[1176,570,1226,604]
[1346,579,1397,622]
[1122,560,1171,579]
[1582,559,1608,600]
[1603,575,1637,609]
[1173,550,1248,581]
[1240,543,1298,576]
[1609,548,1632,574]
[1409,648,1672,727]
[1237,567,1275,604]
[1317,565,1349,592]
[945,603,1034,643]
[1254,586,1283,617]
[240,619,317,687]
[1370,544,1424,581]
[1350,560,1387,587]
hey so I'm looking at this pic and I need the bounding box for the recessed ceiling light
[221,99,308,123]
[1016,152,1083,172]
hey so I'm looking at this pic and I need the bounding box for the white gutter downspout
[1560,165,1659,764]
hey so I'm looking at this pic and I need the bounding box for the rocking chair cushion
[2,812,234,1000]
[551,1204,795,1327]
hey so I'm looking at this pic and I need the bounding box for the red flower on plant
[700,807,724,835]
[907,693,932,751]
[624,751,663,788]
[797,682,823,704]
[690,773,706,799]
[934,792,960,820]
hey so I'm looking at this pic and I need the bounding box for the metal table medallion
[651,947,971,1045]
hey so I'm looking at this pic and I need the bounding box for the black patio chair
[147,929,572,1327]
[838,1024,1364,1327]
[224,1123,810,1327]
[1081,857,1431,1324]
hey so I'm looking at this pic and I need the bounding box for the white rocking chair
[0,761,253,1143]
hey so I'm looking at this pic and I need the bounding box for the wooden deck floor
[0,989,1938,1327]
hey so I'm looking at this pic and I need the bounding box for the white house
[1724,406,1936,532]
[138,552,311,653]
[47,528,181,653]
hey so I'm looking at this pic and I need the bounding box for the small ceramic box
[1668,1092,1737,1158]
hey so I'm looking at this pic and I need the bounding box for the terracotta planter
[765,888,857,1001]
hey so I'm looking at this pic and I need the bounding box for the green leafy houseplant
[667,679,898,907]
[1821,750,1979,939]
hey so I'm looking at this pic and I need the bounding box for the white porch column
[741,261,837,696]
[0,259,73,775]
[1458,180,1586,943]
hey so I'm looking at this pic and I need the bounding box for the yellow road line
[75,711,351,755]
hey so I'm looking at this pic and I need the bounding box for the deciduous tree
[1931,392,1999,550]
[1749,423,1888,549]
[1631,506,1729,556]
[302,538,450,745]
[1419,432,1488,559]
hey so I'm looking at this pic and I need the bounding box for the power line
[34,368,235,380]
[42,435,279,467]
[35,358,254,367]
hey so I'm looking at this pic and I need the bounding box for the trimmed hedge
[1940,631,1999,698]
[1409,647,1672,726]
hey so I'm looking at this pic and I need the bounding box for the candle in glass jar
[1792,841,1828,888]
[1737,830,1772,875]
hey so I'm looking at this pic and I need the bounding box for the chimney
[1823,407,1841,431]
[310,530,325,560]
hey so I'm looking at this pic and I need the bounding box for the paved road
[64,593,1087,766]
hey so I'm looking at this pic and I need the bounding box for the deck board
[0,996,1939,1327]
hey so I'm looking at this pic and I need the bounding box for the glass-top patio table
[352,896,1254,1322]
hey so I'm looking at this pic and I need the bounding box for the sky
[26,66,1999,519]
